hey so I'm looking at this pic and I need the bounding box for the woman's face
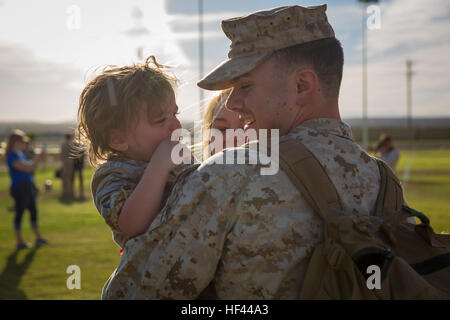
[210,107,244,153]
[14,139,26,152]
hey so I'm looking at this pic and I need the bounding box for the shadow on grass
[58,195,88,205]
[0,248,38,300]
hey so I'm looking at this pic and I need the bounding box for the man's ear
[294,68,319,106]
[108,130,129,152]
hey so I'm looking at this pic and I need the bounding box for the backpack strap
[278,137,344,220]
[373,159,389,218]
[373,159,411,231]
[251,138,407,234]
[372,157,423,248]
[373,159,403,219]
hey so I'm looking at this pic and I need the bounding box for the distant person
[72,141,86,200]
[5,129,48,250]
[23,133,36,160]
[60,131,75,199]
[202,89,244,160]
[375,134,400,172]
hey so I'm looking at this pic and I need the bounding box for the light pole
[198,0,204,117]
[406,59,414,128]
[128,6,148,62]
[358,0,379,149]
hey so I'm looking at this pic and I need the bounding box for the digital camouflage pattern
[101,118,381,299]
[91,158,191,248]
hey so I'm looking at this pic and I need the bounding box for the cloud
[0,0,448,124]
[367,0,450,57]
[0,44,83,122]
[169,11,245,24]
[167,11,245,41]
[338,0,450,118]
[125,25,150,37]
[0,1,196,122]
[170,1,450,121]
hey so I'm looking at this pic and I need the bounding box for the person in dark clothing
[5,129,48,250]
[61,131,75,199]
[72,142,86,200]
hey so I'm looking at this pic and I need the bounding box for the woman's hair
[5,129,29,157]
[201,89,231,160]
[77,55,177,167]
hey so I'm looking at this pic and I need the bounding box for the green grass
[396,149,450,233]
[0,167,120,300]
[0,149,449,299]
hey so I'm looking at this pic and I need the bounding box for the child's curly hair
[77,56,177,167]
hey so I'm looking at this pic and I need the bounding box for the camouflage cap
[197,5,335,91]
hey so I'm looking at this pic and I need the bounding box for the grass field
[396,149,450,233]
[0,149,449,300]
[0,167,119,300]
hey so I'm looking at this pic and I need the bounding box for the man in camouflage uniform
[101,5,381,299]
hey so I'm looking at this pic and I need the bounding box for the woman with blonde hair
[201,89,244,161]
[5,129,48,250]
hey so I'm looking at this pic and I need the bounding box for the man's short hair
[273,37,344,99]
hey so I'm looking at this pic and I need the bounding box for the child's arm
[118,140,190,237]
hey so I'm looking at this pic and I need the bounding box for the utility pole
[130,6,147,62]
[406,59,414,128]
[362,4,369,149]
[358,0,379,149]
[198,0,204,117]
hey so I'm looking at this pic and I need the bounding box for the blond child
[77,56,194,249]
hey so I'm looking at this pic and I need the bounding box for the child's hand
[151,139,192,172]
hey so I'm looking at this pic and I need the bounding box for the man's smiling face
[225,56,298,137]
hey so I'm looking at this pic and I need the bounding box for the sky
[0,0,449,123]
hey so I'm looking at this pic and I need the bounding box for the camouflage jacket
[101,118,381,299]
